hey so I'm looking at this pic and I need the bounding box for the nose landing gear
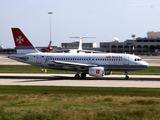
[125,71,129,80]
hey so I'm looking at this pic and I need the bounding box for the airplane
[42,40,52,52]
[9,28,149,79]
[69,37,104,53]
[51,37,102,53]
[41,40,58,52]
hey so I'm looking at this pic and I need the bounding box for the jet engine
[89,67,105,77]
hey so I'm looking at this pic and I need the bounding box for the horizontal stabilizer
[77,50,105,53]
[9,55,28,61]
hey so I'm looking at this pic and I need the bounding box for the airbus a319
[9,28,149,79]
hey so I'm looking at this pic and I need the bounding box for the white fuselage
[10,52,149,72]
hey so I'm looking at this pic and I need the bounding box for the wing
[48,60,97,70]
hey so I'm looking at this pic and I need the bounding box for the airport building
[100,38,160,54]
[61,31,160,55]
[100,31,160,54]
[0,48,16,54]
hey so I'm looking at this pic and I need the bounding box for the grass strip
[0,86,160,97]
[0,86,160,120]
[0,65,160,75]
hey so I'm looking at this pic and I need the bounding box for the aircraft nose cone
[144,61,149,69]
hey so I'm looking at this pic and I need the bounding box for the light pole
[48,12,53,41]
[132,34,136,55]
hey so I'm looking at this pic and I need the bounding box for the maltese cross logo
[16,36,24,44]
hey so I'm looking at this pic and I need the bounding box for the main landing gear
[74,73,86,79]
[125,71,129,80]
[81,73,86,79]
[74,74,80,79]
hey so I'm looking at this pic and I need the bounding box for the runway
[0,74,160,88]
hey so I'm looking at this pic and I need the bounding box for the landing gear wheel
[125,71,129,80]
[81,73,86,79]
[75,74,80,79]
[125,75,129,80]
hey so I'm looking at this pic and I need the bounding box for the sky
[1,0,160,48]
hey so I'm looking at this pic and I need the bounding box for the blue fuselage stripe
[16,46,35,49]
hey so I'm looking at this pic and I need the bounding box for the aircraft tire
[125,75,129,80]
[81,73,86,79]
[75,74,80,79]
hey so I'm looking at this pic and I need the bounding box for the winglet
[11,28,39,54]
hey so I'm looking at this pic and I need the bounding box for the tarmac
[0,74,160,88]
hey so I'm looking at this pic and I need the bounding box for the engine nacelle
[105,71,112,75]
[89,67,105,77]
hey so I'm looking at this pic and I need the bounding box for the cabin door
[124,56,129,65]
[36,55,41,64]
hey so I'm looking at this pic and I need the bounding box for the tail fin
[11,28,39,54]
[48,40,52,50]
[48,40,52,48]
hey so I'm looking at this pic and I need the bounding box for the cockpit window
[134,58,142,61]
